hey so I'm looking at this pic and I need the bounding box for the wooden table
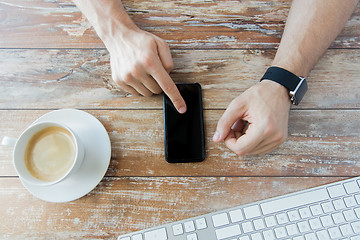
[1,0,360,239]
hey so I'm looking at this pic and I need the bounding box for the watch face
[291,78,308,105]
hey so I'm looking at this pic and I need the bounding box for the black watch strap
[260,66,307,105]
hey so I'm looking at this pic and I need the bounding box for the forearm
[72,0,138,46]
[273,0,358,77]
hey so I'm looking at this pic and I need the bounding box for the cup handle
[1,136,17,148]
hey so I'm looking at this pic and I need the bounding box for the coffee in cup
[4,121,85,186]
[24,126,76,182]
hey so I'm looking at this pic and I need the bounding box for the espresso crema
[24,126,76,182]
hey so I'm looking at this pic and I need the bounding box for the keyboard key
[316,230,330,240]
[328,226,342,239]
[187,233,198,240]
[351,220,360,233]
[172,223,183,236]
[327,184,346,198]
[264,216,277,227]
[260,188,329,215]
[309,218,322,230]
[215,225,241,240]
[242,221,254,233]
[332,212,346,224]
[276,213,289,224]
[184,221,195,232]
[144,228,167,240]
[299,207,312,219]
[212,213,229,227]
[243,205,261,219]
[340,223,354,236]
[250,232,262,240]
[288,210,301,221]
[286,223,300,236]
[298,220,311,233]
[253,218,265,230]
[356,194,360,204]
[195,218,207,230]
[344,181,360,194]
[344,209,357,221]
[333,199,346,210]
[229,209,244,223]
[321,201,335,213]
[274,226,287,238]
[320,215,334,227]
[263,230,275,240]
[310,205,323,216]
[304,233,317,240]
[119,237,130,240]
[344,196,357,207]
[132,234,143,240]
[355,207,360,218]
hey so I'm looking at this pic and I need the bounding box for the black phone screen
[163,83,205,163]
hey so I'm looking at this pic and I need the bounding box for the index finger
[149,58,187,113]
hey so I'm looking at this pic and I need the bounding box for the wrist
[97,15,139,44]
[260,66,308,105]
[259,80,291,104]
[76,1,139,48]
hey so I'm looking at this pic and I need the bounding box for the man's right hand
[106,27,187,114]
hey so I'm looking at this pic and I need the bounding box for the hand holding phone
[163,83,205,163]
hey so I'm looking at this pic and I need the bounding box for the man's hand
[107,28,186,113]
[213,80,291,155]
[72,0,187,114]
[108,28,187,113]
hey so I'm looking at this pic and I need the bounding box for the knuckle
[164,61,174,72]
[122,73,134,84]
[143,55,156,69]
[131,65,143,79]
[152,87,163,95]
[143,92,153,97]
[161,82,175,94]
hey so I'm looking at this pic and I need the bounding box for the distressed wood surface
[0,49,360,109]
[1,109,360,177]
[0,176,348,238]
[1,0,360,239]
[0,0,359,49]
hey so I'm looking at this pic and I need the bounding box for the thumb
[213,98,246,142]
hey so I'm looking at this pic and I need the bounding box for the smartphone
[163,83,205,163]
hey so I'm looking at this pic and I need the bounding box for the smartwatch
[260,66,308,105]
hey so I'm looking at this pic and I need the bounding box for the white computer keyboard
[118,176,360,240]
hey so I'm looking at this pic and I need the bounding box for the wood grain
[1,1,359,238]
[0,49,359,109]
[1,110,359,177]
[0,0,359,49]
[0,176,347,239]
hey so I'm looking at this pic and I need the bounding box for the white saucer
[21,109,111,203]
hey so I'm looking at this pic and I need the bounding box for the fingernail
[178,106,186,114]
[213,131,220,142]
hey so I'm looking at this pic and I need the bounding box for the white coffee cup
[2,121,85,186]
